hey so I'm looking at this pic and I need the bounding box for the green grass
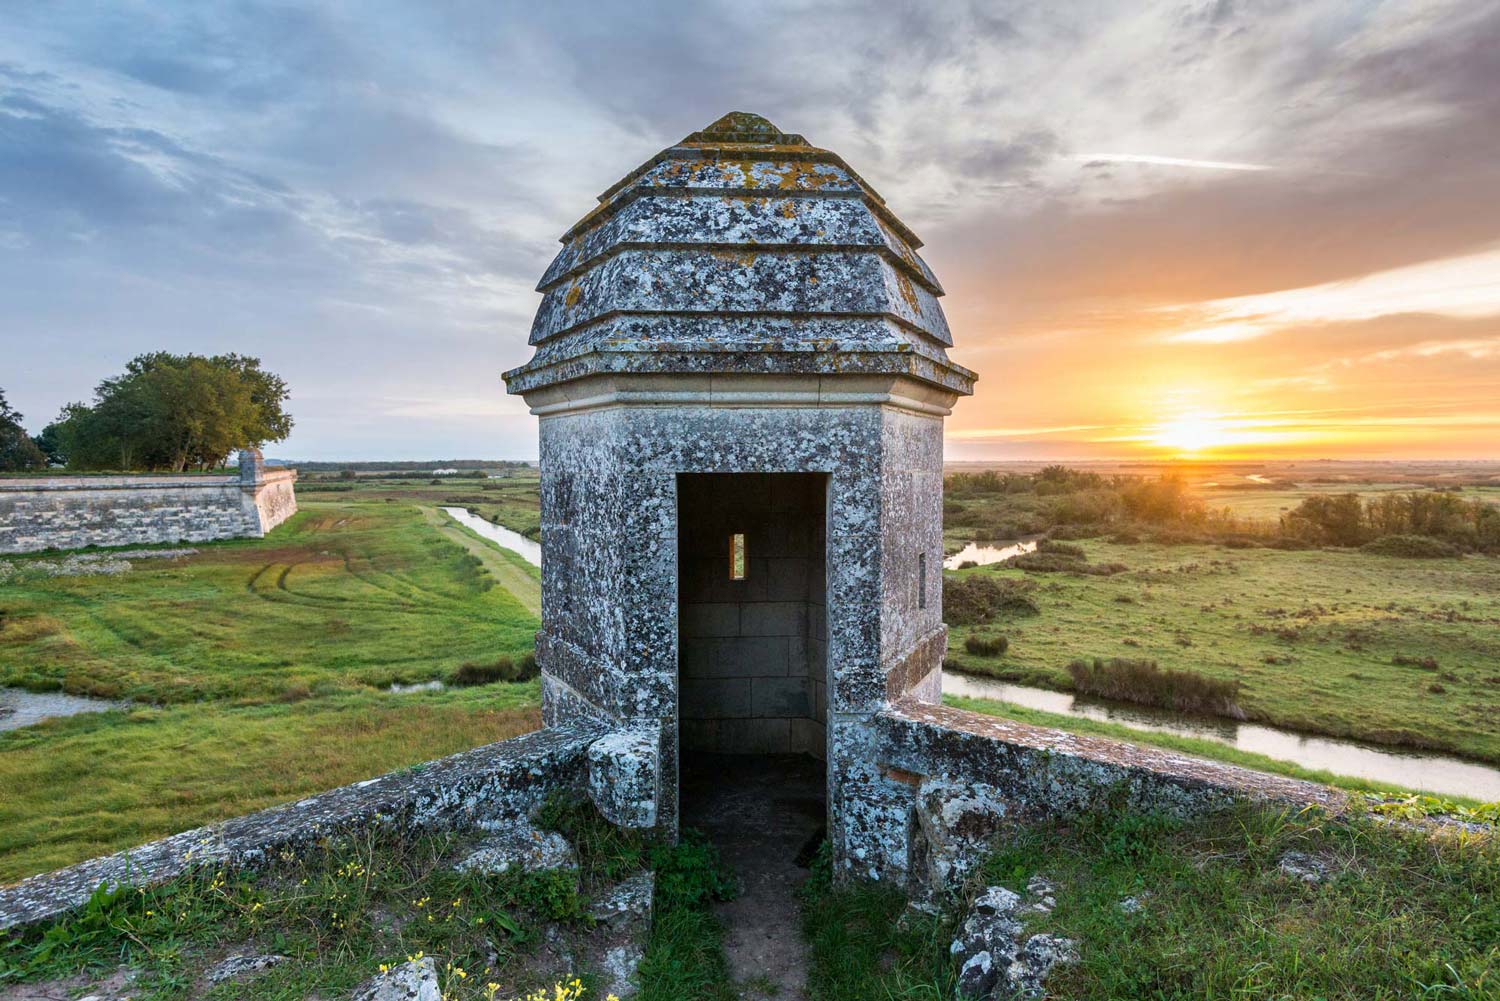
[0,794,736,1000]
[800,806,1499,1000]
[979,805,1500,999]
[799,844,957,1000]
[0,498,545,882]
[0,686,542,883]
[943,540,1500,764]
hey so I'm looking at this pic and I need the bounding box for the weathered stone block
[587,727,660,829]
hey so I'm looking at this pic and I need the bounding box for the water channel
[440,507,542,567]
[943,671,1500,801]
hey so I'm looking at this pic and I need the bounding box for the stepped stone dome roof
[504,112,974,398]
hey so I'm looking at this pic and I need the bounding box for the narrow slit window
[918,553,927,609]
[729,533,747,580]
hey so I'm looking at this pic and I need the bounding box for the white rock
[589,872,655,931]
[1277,851,1331,884]
[454,821,576,875]
[352,957,440,1001]
[207,953,288,984]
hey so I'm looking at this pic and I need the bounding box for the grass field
[943,539,1500,764]
[801,803,1499,1000]
[0,496,544,881]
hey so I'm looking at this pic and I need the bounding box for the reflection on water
[0,688,126,732]
[441,507,542,567]
[389,679,447,694]
[944,538,1040,570]
[943,672,1500,801]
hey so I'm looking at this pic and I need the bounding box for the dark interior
[677,472,829,758]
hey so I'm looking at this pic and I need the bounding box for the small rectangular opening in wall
[918,552,927,608]
[729,532,747,580]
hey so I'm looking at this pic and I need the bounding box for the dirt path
[418,506,542,617]
[682,754,825,1000]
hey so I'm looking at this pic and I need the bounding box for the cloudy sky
[3,0,1498,460]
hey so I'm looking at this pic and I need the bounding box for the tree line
[0,353,292,473]
[945,466,1500,554]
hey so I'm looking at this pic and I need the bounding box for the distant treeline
[945,466,1235,537]
[1281,492,1499,553]
[945,466,1499,555]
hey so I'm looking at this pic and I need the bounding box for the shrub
[964,635,1008,657]
[1360,535,1461,558]
[1037,539,1086,559]
[943,577,1039,625]
[1066,657,1244,718]
[450,657,517,686]
[1006,551,1127,575]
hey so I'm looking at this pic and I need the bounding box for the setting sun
[1150,411,1234,453]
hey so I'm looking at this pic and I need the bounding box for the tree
[50,353,293,472]
[32,421,68,466]
[0,389,48,472]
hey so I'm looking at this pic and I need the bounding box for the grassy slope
[421,506,541,617]
[943,540,1500,764]
[0,499,544,882]
[0,501,539,702]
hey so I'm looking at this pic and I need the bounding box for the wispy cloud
[1070,153,1274,172]
[1160,245,1500,344]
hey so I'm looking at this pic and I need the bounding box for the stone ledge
[877,699,1344,819]
[0,723,608,931]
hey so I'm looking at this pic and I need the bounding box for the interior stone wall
[677,472,827,756]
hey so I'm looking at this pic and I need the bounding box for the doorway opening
[677,472,828,759]
[677,471,829,989]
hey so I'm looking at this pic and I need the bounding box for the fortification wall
[0,458,297,555]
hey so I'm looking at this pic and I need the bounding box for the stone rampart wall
[0,466,297,555]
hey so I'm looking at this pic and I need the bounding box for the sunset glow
[1,2,1497,462]
[1149,412,1236,454]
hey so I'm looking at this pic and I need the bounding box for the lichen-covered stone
[453,821,577,875]
[910,776,1011,903]
[587,727,661,829]
[589,871,655,931]
[950,886,1078,1000]
[206,953,289,985]
[868,699,1346,886]
[353,957,440,1001]
[1277,851,1332,884]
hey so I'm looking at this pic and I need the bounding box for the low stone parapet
[0,722,609,930]
[873,699,1344,897]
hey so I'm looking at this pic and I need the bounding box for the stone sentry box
[504,112,975,876]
